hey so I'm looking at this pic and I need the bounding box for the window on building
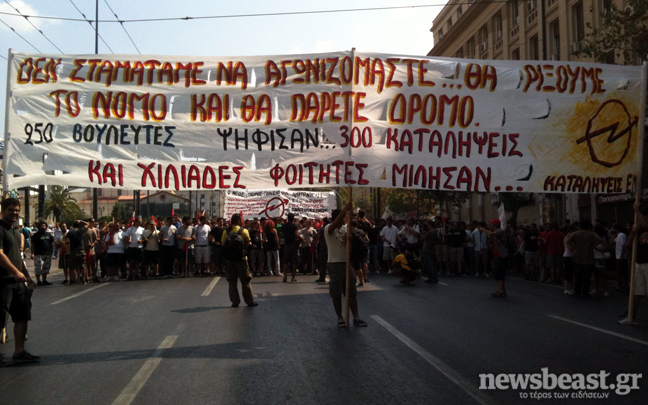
[494,13,503,39]
[447,17,453,31]
[457,5,463,17]
[529,35,539,60]
[572,2,585,42]
[117,189,122,196]
[438,28,444,40]
[511,0,520,26]
[480,25,489,53]
[97,189,103,197]
[467,37,476,58]
[601,0,612,15]
[512,48,520,60]
[549,19,560,60]
[603,50,615,64]
[455,48,464,58]
[527,0,537,11]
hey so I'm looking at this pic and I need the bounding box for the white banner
[3,51,646,194]
[223,189,336,219]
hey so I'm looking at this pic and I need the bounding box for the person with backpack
[221,214,258,308]
[349,220,370,287]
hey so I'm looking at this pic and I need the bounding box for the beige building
[427,0,643,226]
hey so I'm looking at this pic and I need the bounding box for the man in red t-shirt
[541,223,564,283]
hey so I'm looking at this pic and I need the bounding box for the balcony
[495,38,503,51]
[510,25,519,38]
[527,9,538,24]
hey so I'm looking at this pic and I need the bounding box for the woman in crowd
[248,220,265,277]
[263,219,281,276]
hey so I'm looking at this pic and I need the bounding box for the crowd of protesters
[13,210,638,299]
[5,197,648,365]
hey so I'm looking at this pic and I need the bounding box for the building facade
[428,0,645,226]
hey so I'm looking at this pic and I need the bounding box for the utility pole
[92,0,99,219]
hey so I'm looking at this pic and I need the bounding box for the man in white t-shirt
[380,217,399,272]
[159,217,177,279]
[398,218,420,251]
[193,216,212,277]
[614,224,628,291]
[123,217,144,280]
[324,202,367,328]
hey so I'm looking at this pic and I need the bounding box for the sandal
[338,319,346,328]
[491,291,507,298]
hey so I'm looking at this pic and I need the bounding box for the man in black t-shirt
[65,220,88,284]
[281,213,303,282]
[209,217,226,275]
[31,221,55,286]
[523,224,540,280]
[0,198,40,366]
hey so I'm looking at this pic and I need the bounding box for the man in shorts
[66,220,88,284]
[31,221,54,286]
[193,216,212,277]
[83,218,99,283]
[0,198,40,366]
[324,203,367,327]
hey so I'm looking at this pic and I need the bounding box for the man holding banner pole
[324,201,367,328]
[619,200,648,325]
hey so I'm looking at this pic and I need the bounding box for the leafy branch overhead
[581,0,648,64]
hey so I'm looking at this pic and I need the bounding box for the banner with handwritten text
[3,51,645,193]
[223,189,336,219]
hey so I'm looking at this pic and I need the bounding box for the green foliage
[40,186,83,224]
[581,0,648,64]
[111,202,130,221]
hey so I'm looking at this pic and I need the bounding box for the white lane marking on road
[439,282,449,286]
[201,276,221,296]
[50,283,109,305]
[548,315,648,346]
[371,315,497,405]
[112,335,178,405]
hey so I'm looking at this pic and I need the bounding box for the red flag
[150,215,157,226]
[171,208,174,217]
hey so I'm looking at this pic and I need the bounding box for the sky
[0,0,446,138]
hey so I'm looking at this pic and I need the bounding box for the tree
[40,186,83,224]
[581,0,648,64]
[111,202,130,221]
[492,192,533,226]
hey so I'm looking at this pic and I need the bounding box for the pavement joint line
[509,277,564,289]
[112,335,179,405]
[50,283,109,305]
[371,315,497,405]
[201,276,221,296]
[548,315,648,347]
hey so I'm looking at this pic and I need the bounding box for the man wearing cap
[479,219,509,298]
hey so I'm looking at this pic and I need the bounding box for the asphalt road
[1,262,647,405]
